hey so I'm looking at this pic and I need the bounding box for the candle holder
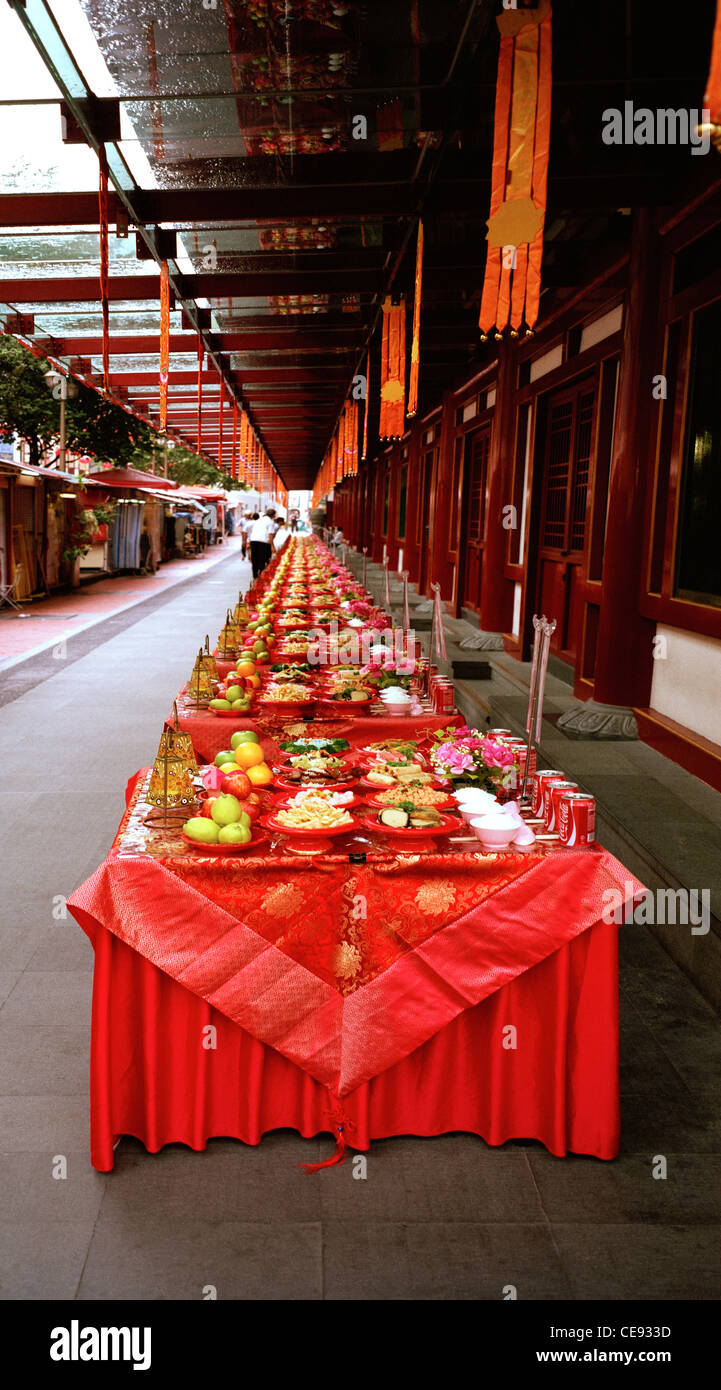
[187,647,214,707]
[382,556,391,611]
[402,569,410,632]
[145,726,198,826]
[200,634,218,683]
[217,608,238,659]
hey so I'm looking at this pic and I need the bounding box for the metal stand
[519,615,556,802]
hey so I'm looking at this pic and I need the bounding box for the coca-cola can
[427,665,440,698]
[487,728,513,738]
[531,769,565,817]
[433,680,456,713]
[558,792,596,846]
[546,780,579,832]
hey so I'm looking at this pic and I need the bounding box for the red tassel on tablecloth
[298,1124,348,1174]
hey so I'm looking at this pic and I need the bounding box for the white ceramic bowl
[382,701,412,716]
[454,791,497,813]
[470,816,517,850]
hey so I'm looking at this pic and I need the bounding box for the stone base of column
[557,701,639,740]
[457,631,505,652]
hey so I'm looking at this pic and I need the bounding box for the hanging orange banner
[702,0,721,144]
[362,351,369,460]
[479,2,552,338]
[379,296,406,439]
[407,220,423,417]
[159,259,170,431]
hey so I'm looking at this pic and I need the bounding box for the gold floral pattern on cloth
[414,879,457,915]
[262,882,306,917]
[113,770,548,997]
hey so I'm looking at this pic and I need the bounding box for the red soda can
[531,769,565,818]
[487,728,513,738]
[546,780,579,832]
[558,792,596,846]
[433,681,456,713]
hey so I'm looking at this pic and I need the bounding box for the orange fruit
[246,761,273,786]
[236,660,256,678]
[234,742,265,769]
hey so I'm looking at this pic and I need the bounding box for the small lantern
[217,608,238,658]
[146,727,197,825]
[188,648,214,707]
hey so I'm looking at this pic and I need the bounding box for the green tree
[0,336,57,466]
[0,336,154,467]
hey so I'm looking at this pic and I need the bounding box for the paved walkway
[0,546,719,1299]
[0,536,245,670]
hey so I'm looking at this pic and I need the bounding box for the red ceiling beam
[0,271,381,303]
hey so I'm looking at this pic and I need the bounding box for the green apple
[231,731,259,748]
[231,698,248,710]
[214,749,236,767]
[184,817,220,844]
[211,793,243,826]
[218,822,252,845]
[209,698,232,710]
[225,684,243,702]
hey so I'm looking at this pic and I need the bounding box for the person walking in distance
[249,508,276,578]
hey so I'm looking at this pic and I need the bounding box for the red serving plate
[364,790,455,810]
[181,828,269,854]
[263,813,359,838]
[272,790,360,811]
[272,772,359,794]
[359,812,460,841]
[256,696,316,712]
[314,695,374,712]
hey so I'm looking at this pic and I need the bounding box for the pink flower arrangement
[430,726,519,792]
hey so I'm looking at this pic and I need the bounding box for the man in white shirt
[249,508,276,577]
[273,520,291,552]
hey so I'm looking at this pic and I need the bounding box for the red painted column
[479,342,515,633]
[594,209,656,708]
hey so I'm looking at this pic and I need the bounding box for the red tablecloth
[69,774,643,1171]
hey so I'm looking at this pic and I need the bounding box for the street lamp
[43,370,79,476]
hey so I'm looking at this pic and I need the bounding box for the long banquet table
[68,769,643,1172]
[168,687,463,765]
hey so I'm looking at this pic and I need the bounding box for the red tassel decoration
[298,1125,348,1175]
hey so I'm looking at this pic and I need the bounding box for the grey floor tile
[0,1022,89,1095]
[0,970,92,1025]
[0,1151,105,1223]
[0,925,48,974]
[77,1214,322,1300]
[322,1221,572,1300]
[528,1151,721,1224]
[103,1132,322,1223]
[553,1223,721,1300]
[25,923,94,972]
[318,1137,544,1223]
[0,1095,90,1152]
[0,1221,96,1300]
[619,1093,721,1155]
[0,971,20,1006]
